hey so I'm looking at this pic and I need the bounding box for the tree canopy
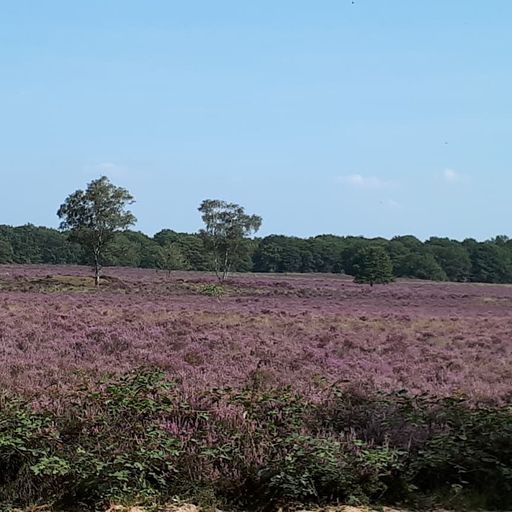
[0,180,510,286]
[57,176,136,286]
[198,199,262,282]
[4,223,512,285]
[353,246,394,286]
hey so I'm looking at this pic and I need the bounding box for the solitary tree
[198,199,262,282]
[57,176,136,286]
[353,246,394,286]
[158,244,188,275]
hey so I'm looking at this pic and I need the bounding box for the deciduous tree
[198,199,261,282]
[57,176,136,286]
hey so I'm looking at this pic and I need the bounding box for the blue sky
[0,1,511,240]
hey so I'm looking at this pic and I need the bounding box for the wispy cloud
[337,174,392,189]
[442,168,466,184]
[382,198,401,209]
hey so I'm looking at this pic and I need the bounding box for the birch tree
[198,199,261,282]
[57,176,136,286]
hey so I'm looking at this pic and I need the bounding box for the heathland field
[1,265,512,510]
[1,265,511,401]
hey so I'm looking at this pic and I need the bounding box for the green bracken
[0,371,511,511]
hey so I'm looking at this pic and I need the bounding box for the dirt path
[105,506,440,512]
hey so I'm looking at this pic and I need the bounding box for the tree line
[2,221,512,284]
[1,176,512,284]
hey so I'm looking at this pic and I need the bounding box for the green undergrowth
[1,370,511,511]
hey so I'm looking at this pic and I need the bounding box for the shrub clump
[199,283,226,298]
[1,370,511,510]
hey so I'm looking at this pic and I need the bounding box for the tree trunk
[93,250,101,288]
[221,250,230,283]
[214,253,221,282]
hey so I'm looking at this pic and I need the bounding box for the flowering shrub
[1,370,511,510]
[0,266,511,508]
[0,267,512,402]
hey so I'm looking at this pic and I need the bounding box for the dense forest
[1,223,512,283]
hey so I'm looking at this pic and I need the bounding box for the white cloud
[443,168,466,184]
[337,174,391,189]
[383,198,401,209]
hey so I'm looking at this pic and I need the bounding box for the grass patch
[0,274,130,293]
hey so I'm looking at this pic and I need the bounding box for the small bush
[199,283,225,298]
[0,371,182,509]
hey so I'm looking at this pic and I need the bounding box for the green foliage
[309,235,345,273]
[353,246,394,286]
[102,231,165,269]
[0,239,14,263]
[408,400,512,502]
[199,283,225,298]
[466,242,512,283]
[65,371,181,504]
[158,243,188,273]
[103,232,143,267]
[316,389,512,508]
[154,229,214,271]
[198,199,262,282]
[400,252,448,281]
[57,176,136,285]
[0,224,83,265]
[1,373,512,510]
[207,387,403,507]
[0,371,181,508]
[0,396,56,505]
[263,435,362,503]
[31,456,71,477]
[426,237,472,282]
[253,235,315,273]
[5,220,512,285]
[252,237,285,272]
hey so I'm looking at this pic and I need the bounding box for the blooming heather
[0,264,511,403]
